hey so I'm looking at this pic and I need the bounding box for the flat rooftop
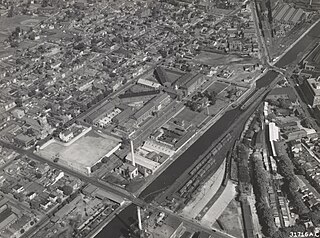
[38,131,121,168]
[307,77,320,96]
[305,43,320,69]
[126,152,160,171]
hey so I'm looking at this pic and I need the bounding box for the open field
[0,15,46,32]
[175,108,208,126]
[206,81,229,94]
[208,99,228,115]
[270,21,315,59]
[37,130,121,168]
[194,52,259,66]
[200,181,236,227]
[215,199,245,238]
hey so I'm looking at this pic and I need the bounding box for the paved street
[0,141,135,202]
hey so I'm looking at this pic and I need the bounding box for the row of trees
[251,154,278,237]
[277,143,310,215]
[275,143,320,233]
[250,148,305,238]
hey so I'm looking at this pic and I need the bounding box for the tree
[252,156,269,198]
[41,0,48,7]
[15,26,21,34]
[13,193,22,200]
[289,190,309,215]
[61,185,73,196]
[278,155,295,180]
[29,32,36,40]
[278,99,291,109]
[30,200,39,209]
[10,40,19,48]
[15,98,23,107]
[101,157,109,163]
[256,201,278,236]
[277,143,309,215]
[29,161,36,167]
[301,118,312,129]
[7,6,14,18]
[204,91,217,105]
[0,186,10,194]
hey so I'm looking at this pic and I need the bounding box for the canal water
[96,20,320,238]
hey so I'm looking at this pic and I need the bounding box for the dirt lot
[215,199,245,238]
[200,181,236,227]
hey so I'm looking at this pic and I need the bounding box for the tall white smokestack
[137,206,142,230]
[130,140,136,167]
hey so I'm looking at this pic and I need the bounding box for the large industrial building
[301,77,320,107]
[173,72,205,96]
[125,152,160,176]
[153,66,205,96]
[303,43,320,73]
[272,3,304,25]
[130,92,171,125]
[268,122,280,157]
[84,102,115,124]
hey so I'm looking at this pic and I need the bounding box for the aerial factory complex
[0,0,320,237]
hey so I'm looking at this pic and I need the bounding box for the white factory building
[268,122,280,157]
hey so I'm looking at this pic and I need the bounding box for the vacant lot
[216,199,245,238]
[37,130,121,168]
[0,15,46,32]
[175,108,208,126]
[200,181,236,228]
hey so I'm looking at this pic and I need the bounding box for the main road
[0,140,235,238]
[0,139,236,238]
[0,140,135,203]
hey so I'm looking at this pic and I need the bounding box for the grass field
[206,81,229,94]
[175,108,199,123]
[175,108,208,126]
[0,15,46,32]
